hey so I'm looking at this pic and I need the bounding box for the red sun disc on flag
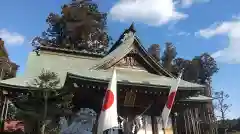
[102,89,114,111]
[166,91,176,109]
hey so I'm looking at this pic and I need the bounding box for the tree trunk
[41,91,48,134]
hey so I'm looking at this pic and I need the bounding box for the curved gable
[91,24,174,78]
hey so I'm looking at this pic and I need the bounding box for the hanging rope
[118,102,153,133]
[138,103,153,117]
[118,102,153,123]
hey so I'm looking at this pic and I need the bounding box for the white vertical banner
[161,71,183,129]
[97,69,119,134]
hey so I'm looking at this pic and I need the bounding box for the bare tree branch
[213,90,231,128]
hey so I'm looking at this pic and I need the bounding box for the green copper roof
[0,31,205,91]
[0,51,204,91]
[67,68,205,90]
[92,30,173,77]
[0,52,99,89]
[91,31,135,69]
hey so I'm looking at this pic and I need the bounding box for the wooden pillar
[93,112,100,134]
[190,108,196,134]
[175,112,181,134]
[151,116,158,134]
[194,108,200,134]
[184,109,190,134]
[151,96,158,134]
[172,113,178,134]
[187,109,192,134]
[181,110,185,134]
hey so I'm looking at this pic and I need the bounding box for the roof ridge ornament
[120,23,136,44]
[107,23,136,54]
[128,22,136,33]
[121,31,135,43]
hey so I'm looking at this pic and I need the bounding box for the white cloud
[195,19,240,64]
[0,29,25,45]
[109,0,188,26]
[168,31,191,36]
[180,0,210,8]
[177,31,191,36]
[181,0,193,8]
[232,13,240,20]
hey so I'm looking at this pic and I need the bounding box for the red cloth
[4,120,24,132]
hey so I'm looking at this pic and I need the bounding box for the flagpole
[161,116,166,134]
[0,68,4,132]
[110,129,113,134]
[0,97,6,132]
[145,117,147,134]
[0,63,12,132]
[3,99,9,121]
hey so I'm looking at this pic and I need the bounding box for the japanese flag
[161,71,183,128]
[97,69,118,133]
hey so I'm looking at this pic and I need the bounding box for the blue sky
[0,0,240,119]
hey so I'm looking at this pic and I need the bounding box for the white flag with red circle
[97,69,118,134]
[161,71,183,128]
